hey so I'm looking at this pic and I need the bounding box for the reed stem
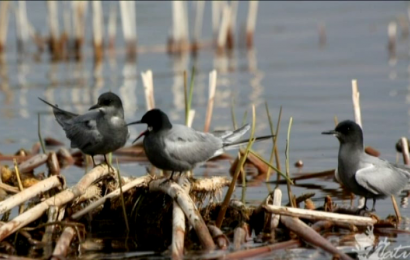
[216,105,256,228]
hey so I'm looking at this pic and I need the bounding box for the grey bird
[39,92,129,166]
[322,120,410,211]
[128,109,274,180]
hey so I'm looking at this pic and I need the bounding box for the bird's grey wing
[60,109,103,150]
[163,125,223,165]
[355,158,410,195]
[38,98,78,126]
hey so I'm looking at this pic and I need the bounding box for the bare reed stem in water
[204,70,217,132]
[246,1,258,49]
[216,105,256,228]
[0,1,10,53]
[92,1,104,62]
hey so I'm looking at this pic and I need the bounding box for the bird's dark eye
[102,100,111,106]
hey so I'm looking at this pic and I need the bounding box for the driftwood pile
[0,139,404,260]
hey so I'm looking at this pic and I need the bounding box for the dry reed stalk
[172,177,191,259]
[169,1,189,53]
[120,1,137,60]
[0,182,19,194]
[217,3,231,53]
[141,70,155,110]
[191,176,230,192]
[0,175,64,214]
[0,165,113,241]
[263,205,376,226]
[285,117,295,207]
[72,175,152,220]
[149,179,215,250]
[207,225,229,249]
[204,70,217,132]
[245,1,258,49]
[16,1,31,53]
[280,216,353,260]
[226,1,238,50]
[223,239,301,260]
[388,21,397,53]
[0,1,9,53]
[108,3,117,54]
[42,206,58,257]
[212,1,221,41]
[51,226,76,259]
[72,1,88,60]
[92,1,104,62]
[187,109,195,128]
[47,152,60,176]
[351,79,362,128]
[401,137,410,165]
[13,159,23,191]
[351,79,366,208]
[216,106,256,228]
[192,1,205,52]
[270,188,282,229]
[47,1,61,60]
[233,225,246,250]
[18,153,48,173]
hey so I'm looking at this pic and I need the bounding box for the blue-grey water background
[1,1,410,258]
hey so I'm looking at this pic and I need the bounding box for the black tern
[128,109,274,179]
[39,92,129,166]
[322,120,410,211]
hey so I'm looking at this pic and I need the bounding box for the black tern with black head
[128,109,274,180]
[39,92,129,166]
[322,120,410,211]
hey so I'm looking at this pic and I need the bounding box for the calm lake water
[1,1,410,258]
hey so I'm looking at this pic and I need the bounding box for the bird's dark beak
[89,103,100,110]
[127,120,142,126]
[321,130,338,136]
[132,130,148,144]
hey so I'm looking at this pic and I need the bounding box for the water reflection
[17,60,29,119]
[120,60,138,136]
[170,53,189,121]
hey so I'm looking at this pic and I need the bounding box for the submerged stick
[0,165,113,241]
[149,179,215,250]
[280,216,353,260]
[223,239,300,260]
[0,175,64,214]
[207,225,229,250]
[263,205,376,226]
[51,226,76,259]
[204,70,217,132]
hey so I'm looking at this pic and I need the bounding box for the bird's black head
[127,109,172,143]
[322,120,364,147]
[89,92,124,113]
